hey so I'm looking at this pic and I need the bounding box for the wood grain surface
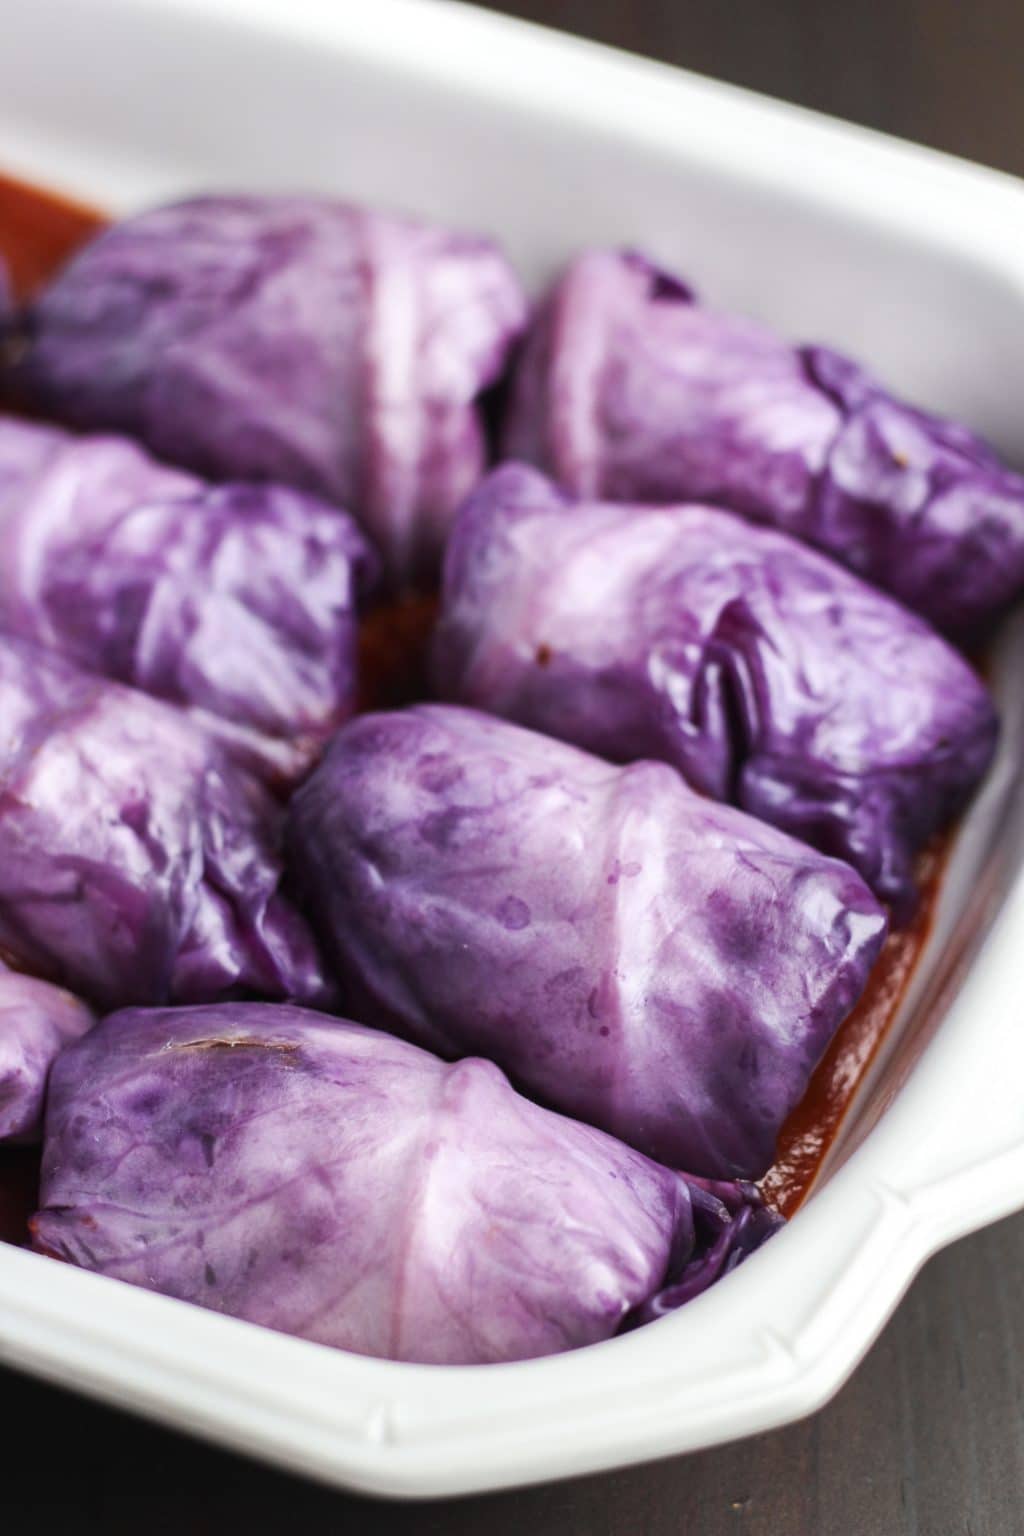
[4,2,1023,1531]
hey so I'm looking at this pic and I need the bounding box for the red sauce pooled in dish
[0,169,947,1238]
[0,172,104,300]
[762,842,945,1216]
[358,594,439,711]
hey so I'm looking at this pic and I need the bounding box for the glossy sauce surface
[0,169,944,1238]
[762,842,943,1216]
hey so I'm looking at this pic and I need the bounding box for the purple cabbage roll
[0,961,94,1143]
[32,1003,781,1363]
[504,249,1024,639]
[0,635,328,1012]
[4,196,528,586]
[434,464,998,915]
[0,416,376,787]
[288,705,886,1178]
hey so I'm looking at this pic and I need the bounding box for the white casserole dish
[1,0,1024,1498]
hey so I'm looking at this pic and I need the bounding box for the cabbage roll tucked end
[504,248,1024,639]
[435,462,998,918]
[31,1005,782,1364]
[631,1177,784,1322]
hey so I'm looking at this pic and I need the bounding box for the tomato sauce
[358,593,440,710]
[0,171,104,301]
[762,843,945,1216]
[0,168,946,1239]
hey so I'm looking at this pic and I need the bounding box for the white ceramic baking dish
[1,0,1023,1499]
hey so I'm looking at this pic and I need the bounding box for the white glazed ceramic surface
[1,0,1023,1499]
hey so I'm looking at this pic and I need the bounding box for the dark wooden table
[5,3,1024,1532]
